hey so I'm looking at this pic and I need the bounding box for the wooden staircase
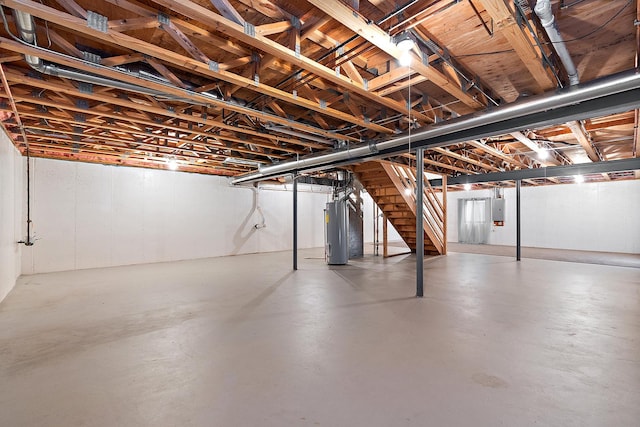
[352,161,447,256]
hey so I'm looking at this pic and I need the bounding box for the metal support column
[516,179,521,262]
[293,174,298,270]
[416,148,424,297]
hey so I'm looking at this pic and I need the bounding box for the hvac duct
[232,69,640,184]
[10,10,169,97]
[534,0,579,86]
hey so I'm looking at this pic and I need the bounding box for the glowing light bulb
[574,175,584,184]
[538,149,549,160]
[404,187,412,196]
[399,51,412,67]
[167,159,178,171]
[464,183,472,191]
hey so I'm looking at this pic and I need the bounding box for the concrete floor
[1,249,639,426]
[449,242,640,269]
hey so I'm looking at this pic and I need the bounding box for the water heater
[325,200,348,265]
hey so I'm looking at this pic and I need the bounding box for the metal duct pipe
[232,69,640,184]
[534,0,579,86]
[11,10,168,98]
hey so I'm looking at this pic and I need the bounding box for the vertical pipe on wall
[416,148,424,297]
[516,179,521,261]
[293,174,298,270]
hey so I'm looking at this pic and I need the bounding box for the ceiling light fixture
[464,183,472,191]
[538,149,549,160]
[167,159,178,171]
[223,157,262,167]
[395,31,415,51]
[574,175,584,184]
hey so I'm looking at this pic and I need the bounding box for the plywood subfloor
[1,249,639,426]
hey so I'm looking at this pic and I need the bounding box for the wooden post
[383,213,388,258]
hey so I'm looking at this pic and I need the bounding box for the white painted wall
[0,130,24,303]
[447,180,640,254]
[21,158,332,274]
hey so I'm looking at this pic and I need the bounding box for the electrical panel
[492,198,505,226]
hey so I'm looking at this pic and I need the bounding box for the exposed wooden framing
[147,0,433,121]
[234,0,290,20]
[53,0,86,18]
[108,17,159,32]
[0,54,23,63]
[6,91,325,154]
[21,123,284,160]
[307,0,484,109]
[100,53,145,66]
[431,147,501,172]
[257,21,292,36]
[477,0,555,92]
[18,3,393,133]
[0,0,632,182]
[145,57,188,89]
[341,60,364,86]
[220,56,252,71]
[2,2,391,133]
[161,21,210,63]
[209,0,245,25]
[47,30,84,58]
[0,37,365,140]
[566,120,600,162]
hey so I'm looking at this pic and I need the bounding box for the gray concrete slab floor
[1,249,639,426]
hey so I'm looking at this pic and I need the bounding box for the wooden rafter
[477,0,555,92]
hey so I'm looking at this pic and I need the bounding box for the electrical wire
[458,0,632,57]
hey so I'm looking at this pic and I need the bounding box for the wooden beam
[566,121,600,162]
[161,21,210,63]
[108,17,159,32]
[341,60,364,86]
[48,30,84,58]
[477,0,555,92]
[100,53,145,67]
[145,57,188,89]
[210,0,245,25]
[257,21,292,36]
[53,0,86,18]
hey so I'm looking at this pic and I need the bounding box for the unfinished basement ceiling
[0,0,637,184]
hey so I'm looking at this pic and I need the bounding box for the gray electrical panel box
[492,198,505,222]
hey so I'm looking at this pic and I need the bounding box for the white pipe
[535,0,579,86]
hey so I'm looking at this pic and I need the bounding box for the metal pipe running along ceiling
[232,69,640,184]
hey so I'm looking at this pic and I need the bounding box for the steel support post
[416,148,424,297]
[516,179,521,262]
